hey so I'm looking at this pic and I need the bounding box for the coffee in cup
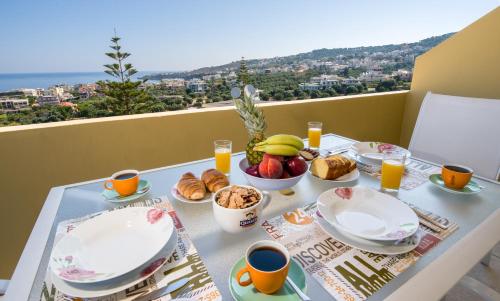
[236,240,290,294]
[441,164,473,189]
[104,169,139,196]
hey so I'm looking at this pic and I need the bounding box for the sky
[0,0,498,73]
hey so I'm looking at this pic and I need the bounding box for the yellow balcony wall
[400,6,500,146]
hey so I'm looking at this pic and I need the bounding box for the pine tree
[97,32,153,115]
[237,57,250,86]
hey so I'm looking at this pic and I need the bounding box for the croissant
[201,169,229,192]
[177,172,206,200]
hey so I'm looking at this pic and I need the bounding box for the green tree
[237,57,250,86]
[97,33,153,115]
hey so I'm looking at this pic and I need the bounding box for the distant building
[310,75,340,88]
[186,79,207,93]
[37,95,60,106]
[392,69,412,81]
[202,74,221,81]
[161,78,186,89]
[342,78,361,85]
[0,99,29,112]
[48,87,64,98]
[19,89,40,97]
[358,71,388,82]
[299,83,321,91]
[60,101,77,110]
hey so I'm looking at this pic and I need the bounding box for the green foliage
[376,79,397,92]
[237,57,250,86]
[98,33,154,115]
[1,105,76,126]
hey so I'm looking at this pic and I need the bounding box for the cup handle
[262,191,271,209]
[450,175,455,185]
[236,267,252,286]
[104,179,114,190]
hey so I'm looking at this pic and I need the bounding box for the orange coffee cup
[236,240,290,294]
[441,164,473,189]
[104,169,139,196]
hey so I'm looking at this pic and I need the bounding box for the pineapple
[235,93,267,165]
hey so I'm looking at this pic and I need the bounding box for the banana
[253,144,299,156]
[256,134,304,150]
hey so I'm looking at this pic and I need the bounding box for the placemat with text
[261,202,458,301]
[40,196,221,301]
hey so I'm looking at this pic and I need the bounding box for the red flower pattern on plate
[377,143,395,153]
[58,267,96,280]
[335,187,353,200]
[147,208,164,224]
[141,257,166,277]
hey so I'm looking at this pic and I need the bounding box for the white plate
[351,142,411,165]
[316,214,421,255]
[317,186,419,241]
[50,207,174,283]
[308,167,360,183]
[51,229,178,298]
[171,184,213,204]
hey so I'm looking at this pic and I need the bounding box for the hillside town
[0,33,452,126]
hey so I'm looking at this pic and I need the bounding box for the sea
[0,71,161,92]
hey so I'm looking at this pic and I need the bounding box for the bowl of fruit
[239,134,308,191]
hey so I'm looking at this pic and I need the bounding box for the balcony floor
[447,243,500,300]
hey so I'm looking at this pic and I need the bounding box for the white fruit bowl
[239,158,306,191]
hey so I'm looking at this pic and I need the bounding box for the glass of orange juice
[308,121,322,150]
[214,140,232,175]
[381,150,406,192]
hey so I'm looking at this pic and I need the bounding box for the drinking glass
[380,150,406,192]
[308,121,322,149]
[214,140,232,175]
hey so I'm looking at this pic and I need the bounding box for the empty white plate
[51,229,178,298]
[50,207,174,283]
[317,186,419,241]
[316,214,422,255]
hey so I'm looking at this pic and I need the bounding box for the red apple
[285,156,307,176]
[259,157,283,178]
[245,165,261,177]
[281,170,291,179]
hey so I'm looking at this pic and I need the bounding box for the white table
[6,134,500,301]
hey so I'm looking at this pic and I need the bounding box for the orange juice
[308,128,322,149]
[381,160,405,190]
[215,149,231,174]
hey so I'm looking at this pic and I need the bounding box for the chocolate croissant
[177,172,206,200]
[201,169,229,192]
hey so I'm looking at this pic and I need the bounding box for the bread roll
[310,155,356,180]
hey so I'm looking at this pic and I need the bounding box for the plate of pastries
[171,169,230,204]
[309,154,360,182]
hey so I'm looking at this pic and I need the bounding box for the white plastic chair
[409,92,500,181]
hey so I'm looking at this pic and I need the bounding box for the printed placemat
[40,196,221,301]
[261,202,458,301]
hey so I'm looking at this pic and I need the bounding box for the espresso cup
[212,185,269,233]
[441,164,473,189]
[104,169,139,196]
[236,240,290,294]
